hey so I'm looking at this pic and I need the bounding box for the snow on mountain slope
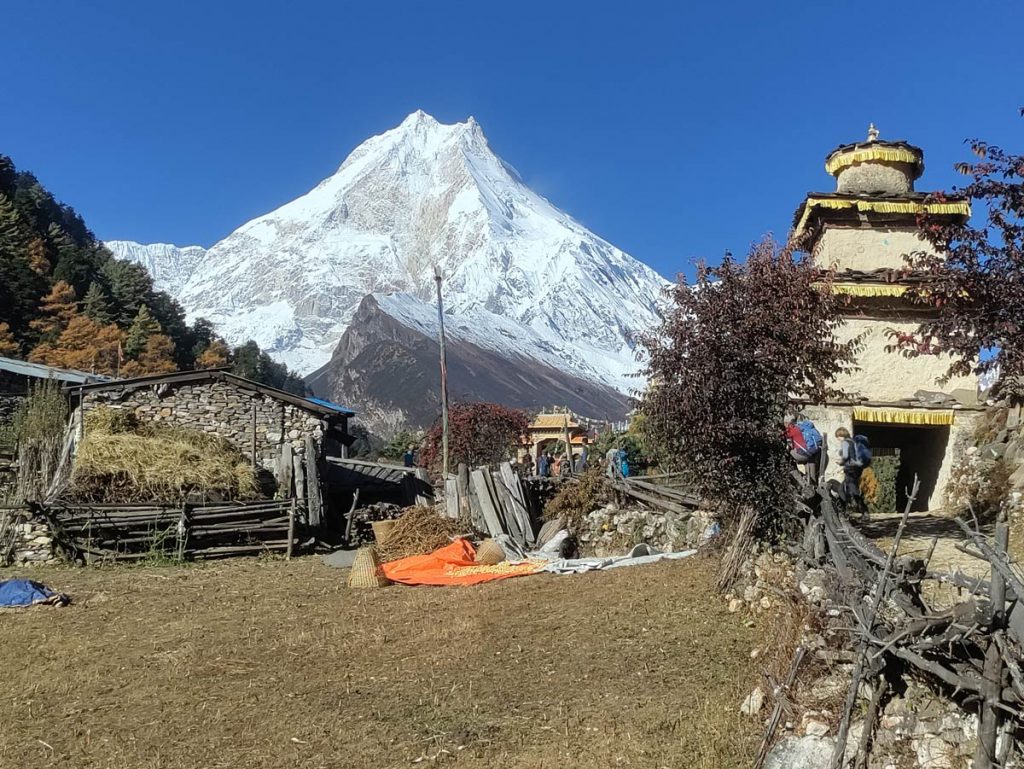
[105,241,207,296]
[108,110,669,396]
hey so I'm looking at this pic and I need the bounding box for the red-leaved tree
[638,237,859,585]
[421,402,530,472]
[892,126,1024,398]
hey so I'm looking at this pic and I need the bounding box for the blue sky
[3,0,1022,280]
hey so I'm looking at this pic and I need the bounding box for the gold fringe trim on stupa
[825,146,922,175]
[832,283,909,297]
[853,407,955,426]
[794,198,971,238]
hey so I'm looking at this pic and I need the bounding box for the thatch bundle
[375,505,466,563]
[69,407,258,503]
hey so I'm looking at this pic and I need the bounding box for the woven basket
[475,538,506,565]
[347,546,390,589]
[371,520,397,544]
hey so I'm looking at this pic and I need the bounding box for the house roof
[0,356,114,385]
[528,413,583,430]
[64,368,356,418]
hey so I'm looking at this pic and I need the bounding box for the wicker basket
[347,546,390,589]
[371,520,397,544]
[475,538,506,566]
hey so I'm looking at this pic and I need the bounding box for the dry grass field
[0,554,763,769]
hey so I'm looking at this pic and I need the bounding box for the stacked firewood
[345,502,403,547]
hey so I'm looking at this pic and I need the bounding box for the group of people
[524,447,589,478]
[786,416,872,516]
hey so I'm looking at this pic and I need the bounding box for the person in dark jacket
[537,452,550,478]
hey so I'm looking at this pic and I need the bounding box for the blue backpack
[797,420,823,454]
[852,435,872,468]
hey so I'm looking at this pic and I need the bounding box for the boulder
[764,735,835,769]
[740,686,765,716]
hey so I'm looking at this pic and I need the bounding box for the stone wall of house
[1,512,57,566]
[83,380,326,470]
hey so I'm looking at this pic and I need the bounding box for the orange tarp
[381,538,544,586]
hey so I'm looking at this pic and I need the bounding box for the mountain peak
[399,108,439,129]
[109,115,668,405]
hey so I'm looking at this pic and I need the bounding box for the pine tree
[103,260,154,326]
[0,322,19,357]
[125,305,161,358]
[82,281,113,324]
[196,340,230,369]
[0,192,26,255]
[29,280,78,341]
[29,316,124,374]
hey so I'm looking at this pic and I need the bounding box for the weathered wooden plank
[498,462,534,545]
[304,438,323,528]
[444,478,459,519]
[470,469,505,537]
[491,470,524,544]
[456,463,471,522]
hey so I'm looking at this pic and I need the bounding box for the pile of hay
[69,407,258,503]
[375,505,466,563]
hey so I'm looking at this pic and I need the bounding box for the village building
[793,127,983,510]
[522,409,591,463]
[65,368,355,469]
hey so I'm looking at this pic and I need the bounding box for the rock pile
[576,504,716,556]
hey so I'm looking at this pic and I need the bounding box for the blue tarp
[0,579,68,608]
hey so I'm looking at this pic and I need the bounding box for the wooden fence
[38,498,301,562]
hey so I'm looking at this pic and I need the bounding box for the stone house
[65,368,355,482]
[791,128,984,510]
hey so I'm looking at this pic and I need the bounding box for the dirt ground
[0,554,763,769]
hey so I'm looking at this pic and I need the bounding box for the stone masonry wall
[83,380,326,470]
[2,512,57,566]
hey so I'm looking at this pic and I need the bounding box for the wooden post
[250,402,257,468]
[434,265,450,478]
[562,414,573,475]
[176,502,189,562]
[975,516,1009,769]
[304,437,322,529]
[286,497,296,561]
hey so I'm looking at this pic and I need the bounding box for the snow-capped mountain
[105,241,208,296]
[107,110,669,418]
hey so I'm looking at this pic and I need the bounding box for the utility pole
[434,265,450,478]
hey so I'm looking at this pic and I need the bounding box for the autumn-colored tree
[27,237,50,275]
[0,322,19,357]
[420,402,530,472]
[892,125,1024,398]
[28,280,78,341]
[637,237,859,586]
[29,315,124,374]
[195,339,230,369]
[120,333,177,376]
[124,305,161,358]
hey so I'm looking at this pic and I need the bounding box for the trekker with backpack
[786,416,825,485]
[836,427,872,517]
